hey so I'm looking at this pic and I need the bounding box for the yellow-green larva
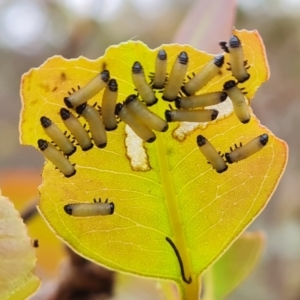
[181,55,224,96]
[163,51,189,102]
[132,61,157,106]
[37,139,76,177]
[223,80,250,124]
[165,108,218,123]
[40,116,76,156]
[64,198,114,216]
[196,135,228,173]
[175,92,227,109]
[125,94,168,132]
[60,108,93,151]
[220,35,250,83]
[101,78,118,131]
[64,70,110,108]
[152,49,167,89]
[225,134,269,164]
[76,103,107,148]
[115,103,156,143]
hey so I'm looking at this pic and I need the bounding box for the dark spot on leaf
[61,72,67,81]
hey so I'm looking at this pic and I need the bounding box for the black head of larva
[37,139,48,151]
[220,92,228,102]
[64,204,73,215]
[178,51,188,65]
[97,142,107,148]
[158,49,167,60]
[165,110,172,122]
[223,80,236,90]
[241,118,250,124]
[180,86,190,97]
[229,35,241,48]
[225,152,233,164]
[259,134,269,146]
[75,103,87,115]
[64,97,73,108]
[108,79,118,92]
[115,103,123,115]
[217,165,228,173]
[40,116,52,128]
[100,70,110,83]
[161,123,169,132]
[214,54,225,67]
[124,94,138,105]
[109,202,115,214]
[211,109,219,121]
[196,135,207,147]
[174,97,181,109]
[33,239,39,248]
[147,136,156,143]
[60,108,71,120]
[132,61,143,74]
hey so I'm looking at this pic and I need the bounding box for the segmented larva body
[37,139,76,177]
[223,80,250,124]
[175,91,227,109]
[115,103,156,143]
[76,103,107,148]
[196,135,228,173]
[101,79,118,131]
[132,61,157,106]
[228,35,250,83]
[165,108,218,123]
[60,108,93,151]
[152,49,167,89]
[40,116,76,156]
[64,198,114,216]
[163,51,189,102]
[225,134,269,164]
[64,70,110,108]
[125,94,168,132]
[181,55,224,96]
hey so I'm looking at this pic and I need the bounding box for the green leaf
[202,231,265,300]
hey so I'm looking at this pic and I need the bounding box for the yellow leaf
[20,29,287,299]
[0,190,40,300]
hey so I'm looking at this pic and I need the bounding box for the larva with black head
[37,139,76,177]
[101,79,118,131]
[115,103,156,143]
[223,80,250,124]
[60,108,93,151]
[175,91,227,109]
[165,108,218,123]
[162,51,189,102]
[64,70,110,108]
[219,35,250,83]
[76,103,107,148]
[40,116,76,156]
[152,49,167,89]
[225,134,269,164]
[181,55,224,96]
[64,198,115,217]
[196,135,228,173]
[132,61,157,106]
[125,94,168,132]
[228,35,250,83]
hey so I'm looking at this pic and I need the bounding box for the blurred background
[0,0,299,299]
